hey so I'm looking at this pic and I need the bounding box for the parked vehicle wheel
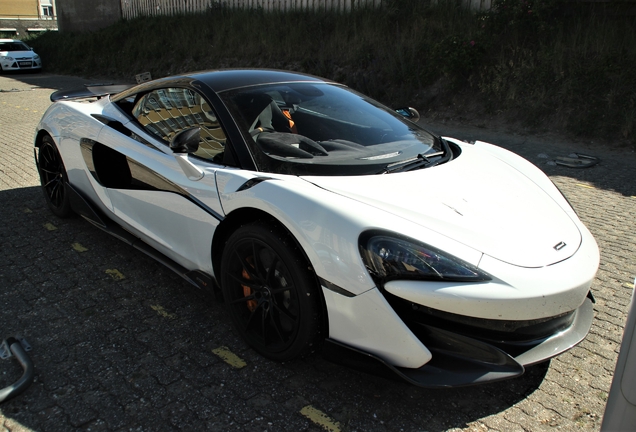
[37,135,73,218]
[221,222,322,361]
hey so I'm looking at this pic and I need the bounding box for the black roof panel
[190,69,332,92]
[111,69,335,103]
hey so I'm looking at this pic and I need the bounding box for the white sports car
[34,70,599,387]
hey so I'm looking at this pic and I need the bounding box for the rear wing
[50,83,135,102]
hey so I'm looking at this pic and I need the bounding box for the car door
[92,86,228,274]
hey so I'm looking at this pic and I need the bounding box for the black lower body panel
[323,325,524,389]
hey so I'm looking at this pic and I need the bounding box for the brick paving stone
[1,73,635,431]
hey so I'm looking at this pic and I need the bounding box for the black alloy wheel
[37,135,73,218]
[221,222,322,361]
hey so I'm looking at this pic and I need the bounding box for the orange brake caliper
[242,257,258,312]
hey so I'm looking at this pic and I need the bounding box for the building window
[42,6,54,17]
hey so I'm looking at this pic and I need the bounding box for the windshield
[0,42,30,52]
[220,83,444,175]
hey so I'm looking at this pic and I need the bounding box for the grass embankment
[28,0,636,146]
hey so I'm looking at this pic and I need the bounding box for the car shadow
[306,356,551,431]
[0,185,549,431]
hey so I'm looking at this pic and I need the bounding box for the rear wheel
[37,135,73,218]
[220,222,322,361]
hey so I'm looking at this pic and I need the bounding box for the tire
[37,135,73,218]
[220,221,322,361]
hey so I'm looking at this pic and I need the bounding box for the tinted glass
[220,83,442,176]
[0,42,30,51]
[132,87,226,162]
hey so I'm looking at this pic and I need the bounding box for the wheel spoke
[234,249,260,282]
[43,177,59,188]
[51,189,60,206]
[51,181,63,205]
[267,310,286,343]
[260,306,268,344]
[244,304,262,333]
[251,241,267,280]
[39,168,57,175]
[265,255,281,287]
[272,302,297,325]
[40,150,53,166]
[228,293,257,305]
[270,286,292,295]
[226,269,260,289]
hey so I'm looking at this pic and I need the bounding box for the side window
[132,88,226,161]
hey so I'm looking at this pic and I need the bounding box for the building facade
[0,0,57,38]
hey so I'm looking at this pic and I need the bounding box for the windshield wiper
[381,154,430,174]
[381,150,446,174]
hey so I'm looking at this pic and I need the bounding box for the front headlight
[33,55,40,60]
[359,231,491,283]
[3,56,14,62]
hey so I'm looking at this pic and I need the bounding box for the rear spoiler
[50,83,135,102]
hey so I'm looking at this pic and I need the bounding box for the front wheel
[220,222,322,361]
[37,135,73,218]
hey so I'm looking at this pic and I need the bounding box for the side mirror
[395,107,420,123]
[170,127,200,154]
[170,127,204,181]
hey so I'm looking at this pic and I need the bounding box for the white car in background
[0,39,42,72]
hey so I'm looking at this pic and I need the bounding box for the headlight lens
[359,232,491,283]
[3,56,14,61]
[33,55,40,60]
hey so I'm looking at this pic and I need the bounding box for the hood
[0,50,36,58]
[302,145,581,268]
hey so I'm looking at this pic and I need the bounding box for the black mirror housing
[170,127,200,154]
[395,107,421,123]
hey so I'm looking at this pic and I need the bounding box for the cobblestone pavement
[1,73,635,431]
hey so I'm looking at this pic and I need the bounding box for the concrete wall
[56,0,121,32]
[0,18,57,38]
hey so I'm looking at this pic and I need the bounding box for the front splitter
[322,297,594,388]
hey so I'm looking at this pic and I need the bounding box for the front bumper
[1,60,41,71]
[323,296,594,388]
